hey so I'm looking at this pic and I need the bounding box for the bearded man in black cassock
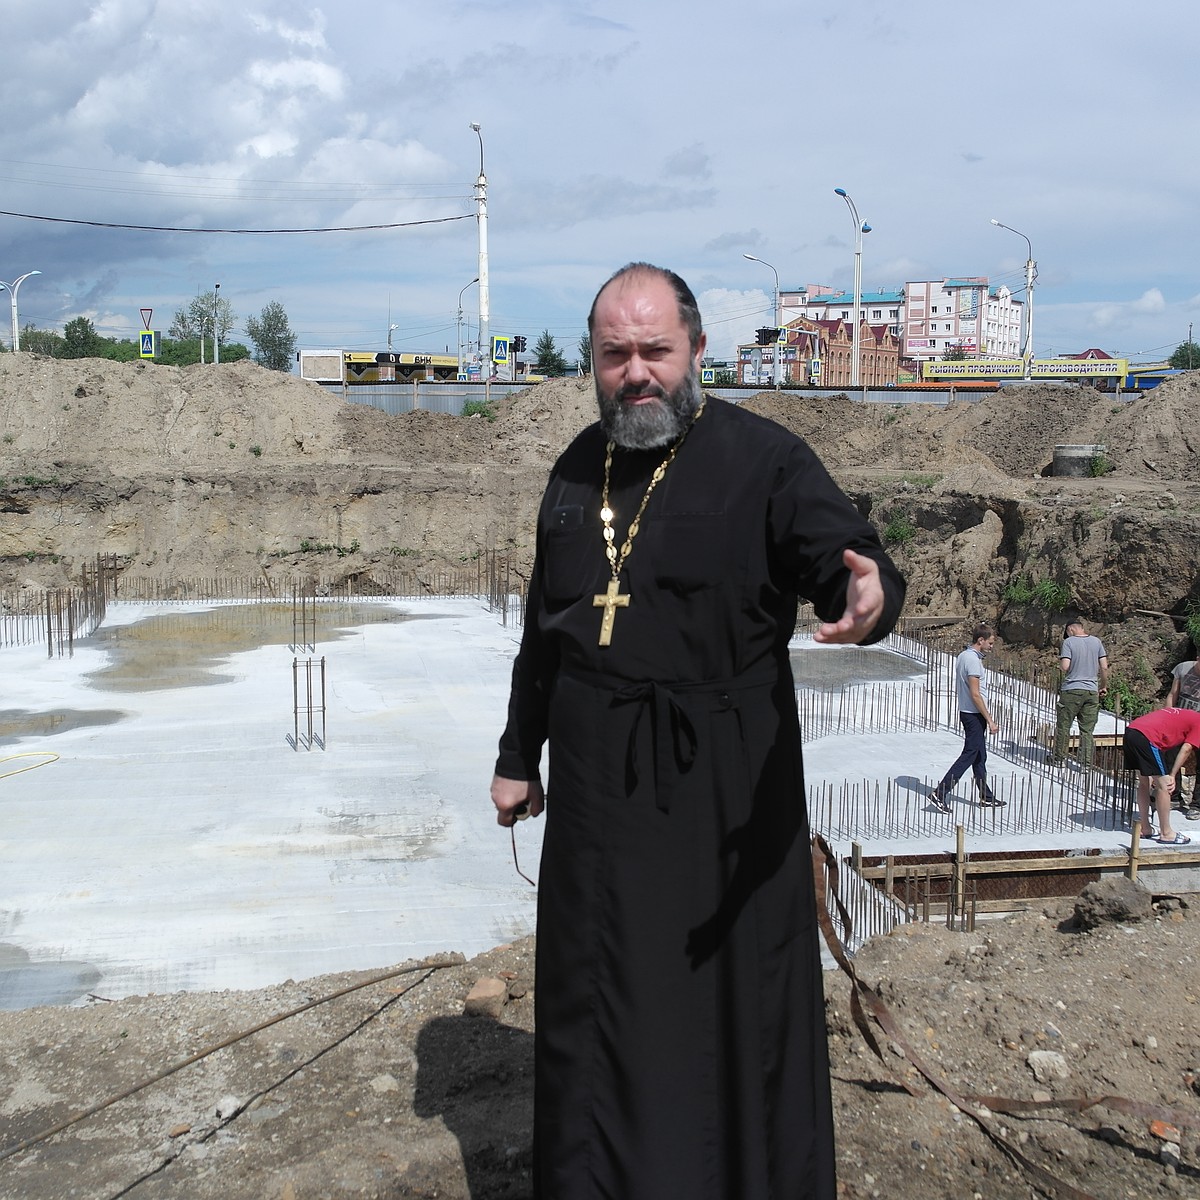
[491,263,906,1199]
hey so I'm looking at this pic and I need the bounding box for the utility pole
[470,123,489,375]
[213,283,221,365]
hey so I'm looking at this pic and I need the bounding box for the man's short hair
[971,623,994,644]
[587,262,704,353]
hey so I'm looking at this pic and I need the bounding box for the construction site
[1,354,1199,1199]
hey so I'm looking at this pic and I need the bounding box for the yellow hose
[0,751,60,780]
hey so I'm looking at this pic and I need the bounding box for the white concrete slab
[2,601,1195,1010]
[1,598,540,1009]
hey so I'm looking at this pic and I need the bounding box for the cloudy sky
[1,0,1195,365]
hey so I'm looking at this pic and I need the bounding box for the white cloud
[2,0,1197,362]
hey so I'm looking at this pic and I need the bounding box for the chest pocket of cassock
[648,513,728,596]
[542,524,603,603]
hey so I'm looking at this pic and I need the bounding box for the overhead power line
[0,209,473,235]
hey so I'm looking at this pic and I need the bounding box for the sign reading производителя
[923,358,1129,380]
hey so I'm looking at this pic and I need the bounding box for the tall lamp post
[742,253,781,387]
[990,218,1036,379]
[213,282,221,365]
[469,122,490,373]
[457,276,479,377]
[834,188,871,388]
[0,270,41,352]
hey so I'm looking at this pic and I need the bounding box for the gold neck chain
[591,399,705,647]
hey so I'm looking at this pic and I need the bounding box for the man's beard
[596,372,703,450]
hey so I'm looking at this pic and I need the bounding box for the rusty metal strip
[813,834,1098,1200]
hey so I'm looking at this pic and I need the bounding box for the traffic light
[512,335,527,353]
[755,327,780,346]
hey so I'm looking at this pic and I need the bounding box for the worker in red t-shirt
[1124,707,1200,844]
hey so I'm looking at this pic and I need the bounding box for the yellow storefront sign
[923,359,1128,380]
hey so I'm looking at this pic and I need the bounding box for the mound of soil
[1,884,1196,1199]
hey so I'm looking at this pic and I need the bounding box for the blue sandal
[1155,832,1192,845]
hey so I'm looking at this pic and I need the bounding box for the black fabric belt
[561,663,781,813]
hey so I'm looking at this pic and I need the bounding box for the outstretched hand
[813,549,886,645]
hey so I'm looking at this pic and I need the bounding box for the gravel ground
[1,882,1197,1200]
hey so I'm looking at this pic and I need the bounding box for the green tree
[169,307,199,340]
[100,338,139,363]
[173,292,237,359]
[20,324,63,356]
[159,338,201,366]
[245,301,298,372]
[61,316,103,359]
[941,342,968,361]
[1168,340,1200,369]
[535,329,569,377]
[578,331,592,375]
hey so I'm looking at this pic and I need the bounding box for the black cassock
[496,397,905,1199]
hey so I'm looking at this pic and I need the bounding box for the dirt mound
[2,891,1197,1200]
[1103,372,1200,479]
[3,354,1196,487]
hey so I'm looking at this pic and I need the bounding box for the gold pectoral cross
[593,577,630,646]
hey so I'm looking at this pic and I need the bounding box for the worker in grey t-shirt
[1052,618,1108,770]
[1165,659,1200,812]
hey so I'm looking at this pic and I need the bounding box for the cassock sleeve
[494,533,558,781]
[766,438,905,644]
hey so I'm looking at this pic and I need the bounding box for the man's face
[977,635,997,655]
[591,273,707,450]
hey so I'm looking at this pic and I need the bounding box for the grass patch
[462,399,498,422]
[882,515,917,547]
[1004,574,1072,612]
[1184,598,1200,647]
[272,538,362,559]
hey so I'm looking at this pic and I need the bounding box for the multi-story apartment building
[781,287,903,338]
[901,278,1022,363]
[777,279,1023,367]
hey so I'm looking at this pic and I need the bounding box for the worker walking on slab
[1052,618,1109,771]
[930,624,1006,812]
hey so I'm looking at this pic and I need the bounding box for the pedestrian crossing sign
[139,331,159,359]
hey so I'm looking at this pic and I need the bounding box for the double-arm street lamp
[990,218,1036,379]
[469,122,490,371]
[834,188,871,389]
[742,253,781,387]
[0,270,42,352]
[457,276,480,377]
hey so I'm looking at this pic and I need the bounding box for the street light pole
[991,219,1036,379]
[0,270,42,352]
[470,122,490,374]
[834,189,871,389]
[213,282,221,365]
[457,276,479,377]
[742,253,781,387]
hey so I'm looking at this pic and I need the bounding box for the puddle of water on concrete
[790,646,925,693]
[0,709,127,744]
[81,603,421,692]
[0,943,102,1010]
